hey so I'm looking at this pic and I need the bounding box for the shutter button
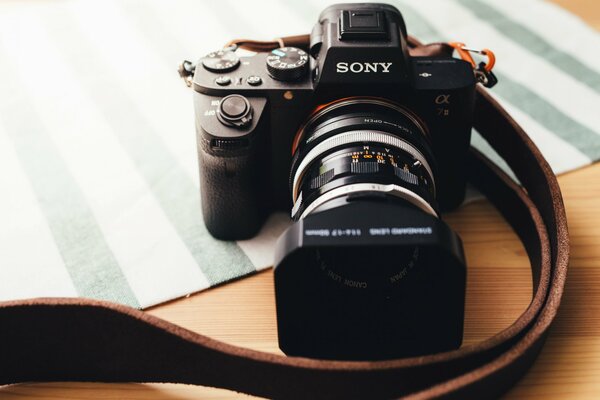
[217,94,253,128]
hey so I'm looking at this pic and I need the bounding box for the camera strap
[0,37,568,399]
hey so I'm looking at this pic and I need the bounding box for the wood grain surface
[2,1,599,399]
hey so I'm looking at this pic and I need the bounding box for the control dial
[266,47,309,81]
[217,95,253,128]
[202,49,240,73]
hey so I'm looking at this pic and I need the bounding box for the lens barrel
[290,98,438,221]
[274,97,466,360]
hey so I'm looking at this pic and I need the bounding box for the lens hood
[274,200,466,360]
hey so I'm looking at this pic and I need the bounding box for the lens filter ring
[294,182,438,220]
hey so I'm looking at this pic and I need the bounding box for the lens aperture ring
[292,130,435,202]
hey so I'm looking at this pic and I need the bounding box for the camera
[188,3,474,360]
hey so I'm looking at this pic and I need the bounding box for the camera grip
[197,134,267,240]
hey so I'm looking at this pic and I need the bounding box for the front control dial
[202,49,240,73]
[266,47,309,81]
[217,94,253,128]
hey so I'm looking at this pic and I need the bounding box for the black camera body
[193,3,475,240]
[190,3,475,360]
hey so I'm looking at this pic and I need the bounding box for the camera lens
[291,97,437,222]
[287,97,438,293]
[275,97,466,359]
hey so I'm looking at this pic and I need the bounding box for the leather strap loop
[0,37,568,399]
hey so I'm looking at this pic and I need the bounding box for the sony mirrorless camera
[186,3,475,360]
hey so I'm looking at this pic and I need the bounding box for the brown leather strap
[0,37,568,399]
[225,34,311,52]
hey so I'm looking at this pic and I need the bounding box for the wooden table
[2,1,599,399]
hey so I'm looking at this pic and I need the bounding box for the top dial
[266,47,309,81]
[202,50,240,73]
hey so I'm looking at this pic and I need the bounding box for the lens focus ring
[292,129,435,202]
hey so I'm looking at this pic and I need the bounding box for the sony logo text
[336,62,393,73]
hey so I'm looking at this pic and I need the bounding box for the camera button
[247,75,262,86]
[215,76,232,86]
[217,94,253,128]
[221,96,248,118]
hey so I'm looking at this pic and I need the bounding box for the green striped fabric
[0,0,598,308]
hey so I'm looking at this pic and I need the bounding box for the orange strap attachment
[448,42,496,72]
[448,42,497,87]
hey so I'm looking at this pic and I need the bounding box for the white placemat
[1,0,599,308]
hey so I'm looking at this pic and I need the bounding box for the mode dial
[266,47,309,81]
[202,49,240,73]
